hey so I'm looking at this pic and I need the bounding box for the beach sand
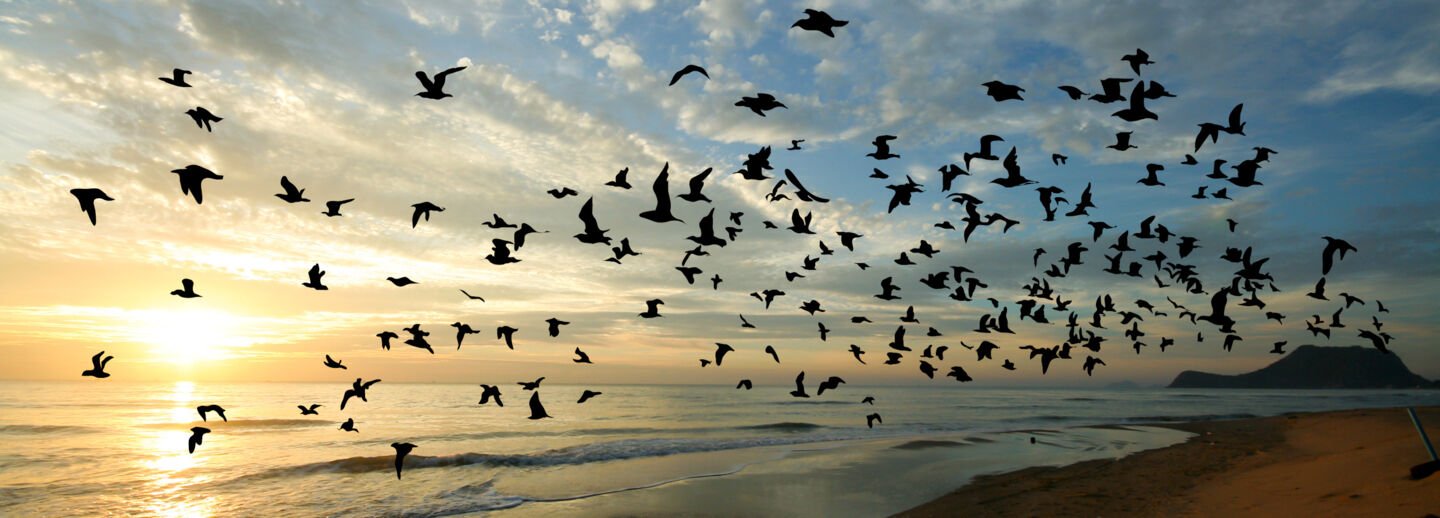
[894,406,1440,518]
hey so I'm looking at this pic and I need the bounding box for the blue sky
[0,0,1437,385]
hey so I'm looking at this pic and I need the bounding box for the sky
[0,0,1437,386]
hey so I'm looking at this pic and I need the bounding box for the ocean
[1,380,1435,516]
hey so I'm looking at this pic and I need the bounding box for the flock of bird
[70,9,1395,481]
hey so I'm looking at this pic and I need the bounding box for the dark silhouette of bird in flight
[866,135,900,160]
[514,223,548,248]
[836,231,863,251]
[341,378,381,410]
[197,404,227,422]
[668,64,709,85]
[1144,81,1176,99]
[1223,103,1246,135]
[415,66,466,99]
[1089,77,1132,103]
[301,263,328,290]
[81,351,113,378]
[870,168,889,179]
[170,165,222,204]
[1121,48,1154,75]
[485,239,520,265]
[885,176,925,213]
[403,324,433,354]
[763,345,780,363]
[188,426,209,453]
[790,371,810,398]
[170,278,201,298]
[545,318,570,337]
[1306,277,1329,300]
[322,354,346,369]
[736,93,786,116]
[1137,163,1165,186]
[1002,359,1016,370]
[160,68,192,87]
[606,167,631,189]
[946,366,973,382]
[478,384,503,406]
[817,322,830,341]
[410,202,444,228]
[938,163,968,192]
[1376,300,1389,313]
[527,392,552,419]
[1320,237,1357,275]
[298,404,321,415]
[574,198,611,245]
[185,107,222,132]
[678,167,713,203]
[1358,329,1390,354]
[452,322,480,349]
[273,176,309,203]
[686,208,729,247]
[848,344,866,364]
[800,300,825,315]
[993,147,1035,187]
[1182,154,1198,165]
[495,325,517,349]
[1051,154,1068,166]
[578,390,602,403]
[483,214,518,229]
[791,9,848,37]
[518,377,545,391]
[787,208,815,234]
[339,418,359,433]
[547,187,578,199]
[322,199,353,217]
[752,289,785,309]
[391,442,415,479]
[784,169,830,203]
[982,80,1024,101]
[1211,187,1231,200]
[386,276,417,287]
[816,376,845,395]
[1082,356,1105,376]
[606,238,641,264]
[69,188,113,225]
[866,413,882,428]
[1107,131,1136,151]
[1270,341,1287,355]
[884,352,903,365]
[1057,85,1087,100]
[736,379,752,390]
[1112,82,1157,122]
[739,314,755,329]
[788,139,805,150]
[377,331,398,350]
[573,347,592,364]
[710,342,735,366]
[639,299,664,318]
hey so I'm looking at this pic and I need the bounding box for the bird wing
[433,66,466,89]
[280,176,299,196]
[415,71,435,90]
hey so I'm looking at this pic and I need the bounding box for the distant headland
[1168,345,1438,389]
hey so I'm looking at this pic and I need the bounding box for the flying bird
[866,135,900,160]
[187,426,210,453]
[196,404,227,422]
[605,168,632,189]
[982,80,1025,101]
[81,351,113,378]
[736,93,786,116]
[322,354,346,369]
[577,390,603,404]
[573,347,591,364]
[322,199,353,217]
[170,278,201,298]
[391,443,416,479]
[69,188,114,225]
[170,165,222,204]
[1121,48,1154,75]
[527,392,551,419]
[185,107,223,132]
[668,64,709,85]
[547,187,579,199]
[1320,237,1357,276]
[274,176,309,203]
[478,384,504,407]
[298,404,321,415]
[160,68,192,87]
[791,9,848,37]
[410,202,444,228]
[574,198,612,245]
[415,66,466,99]
[639,299,665,318]
[302,264,328,290]
[789,371,810,398]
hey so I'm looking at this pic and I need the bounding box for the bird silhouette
[188,426,210,453]
[547,187,579,199]
[763,345,780,363]
[1112,82,1157,122]
[790,371,810,397]
[784,169,830,203]
[527,392,552,419]
[518,377,545,391]
[992,147,1035,187]
[377,331,398,350]
[1082,356,1106,376]
[69,188,114,226]
[848,344,867,364]
[274,176,309,203]
[81,351,113,378]
[387,276,417,287]
[946,366,973,382]
[483,214,518,229]
[982,80,1024,101]
[170,278,201,298]
[298,404,321,415]
[816,376,845,395]
[415,66,466,99]
[185,107,222,132]
[485,239,521,265]
[639,299,664,318]
[1358,329,1390,354]
[322,354,346,369]
[788,139,805,150]
[410,202,444,228]
[197,404,227,422]
[170,165,222,204]
[1320,237,1357,275]
[339,418,359,433]
[867,135,900,160]
[573,347,592,364]
[496,325,517,349]
[669,64,709,85]
[545,318,570,337]
[737,379,753,390]
[791,9,848,37]
[1057,85,1088,100]
[1270,341,1287,355]
[341,378,381,410]
[1137,163,1165,187]
[1121,48,1154,75]
[1306,277,1329,300]
[302,263,328,290]
[322,199,353,217]
[577,390,602,404]
[478,384,504,406]
[160,68,192,87]
[606,167,632,189]
[452,322,480,349]
[391,443,416,479]
[678,167,713,203]
[866,413,882,428]
[1107,131,1137,151]
[574,197,612,245]
[736,93,786,116]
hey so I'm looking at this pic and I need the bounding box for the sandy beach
[895,406,1440,518]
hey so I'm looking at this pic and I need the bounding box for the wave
[1123,413,1257,423]
[1063,397,1106,402]
[766,400,855,405]
[0,424,95,434]
[138,419,329,430]
[892,439,968,450]
[738,422,825,431]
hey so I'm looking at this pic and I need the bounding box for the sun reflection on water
[132,381,218,517]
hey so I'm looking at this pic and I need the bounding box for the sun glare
[132,309,249,365]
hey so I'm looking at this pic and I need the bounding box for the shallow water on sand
[1,381,1433,516]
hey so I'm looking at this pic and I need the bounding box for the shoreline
[893,406,1440,517]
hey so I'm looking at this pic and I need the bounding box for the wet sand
[894,406,1440,518]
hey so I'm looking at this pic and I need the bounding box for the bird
[187,426,210,453]
[764,345,780,363]
[386,276,418,287]
[737,379,753,390]
[410,202,444,228]
[637,164,685,224]
[512,223,547,249]
[574,198,612,245]
[816,376,845,395]
[788,139,805,150]
[302,264,328,290]
[69,188,114,226]
[1121,48,1154,75]
[547,187,579,199]
[573,347,591,364]
[982,80,1024,101]
[486,239,520,265]
[298,404,321,415]
[867,135,900,160]
[789,372,810,398]
[848,344,866,364]
[1052,154,1068,165]
[518,377,545,391]
[391,443,416,479]
[1057,85,1087,100]
[992,147,1035,187]
[1082,356,1105,376]
[451,322,480,349]
[1320,237,1357,275]
[1107,131,1136,151]
[80,351,113,379]
[791,9,848,37]
[478,384,503,407]
[321,199,353,217]
[159,68,192,87]
[197,404,228,422]
[678,168,714,203]
[736,93,786,116]
[577,390,602,404]
[1137,163,1165,187]
[170,278,201,298]
[377,331,398,350]
[1089,77,1133,103]
[170,165,223,204]
[273,176,309,203]
[605,168,632,189]
[458,288,486,300]
[1112,82,1157,122]
[415,66,466,99]
[817,322,830,341]
[496,326,518,349]
[322,354,346,369]
[669,64,709,85]
[1270,341,1287,355]
[546,318,570,337]
[866,413,882,429]
[527,392,552,419]
[341,378,381,410]
[639,299,664,318]
[339,418,359,433]
[483,214,518,229]
[714,343,736,366]
[946,366,973,382]
[185,107,222,132]
[1306,278,1329,300]
[1358,329,1390,354]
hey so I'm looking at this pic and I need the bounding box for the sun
[131,309,248,365]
